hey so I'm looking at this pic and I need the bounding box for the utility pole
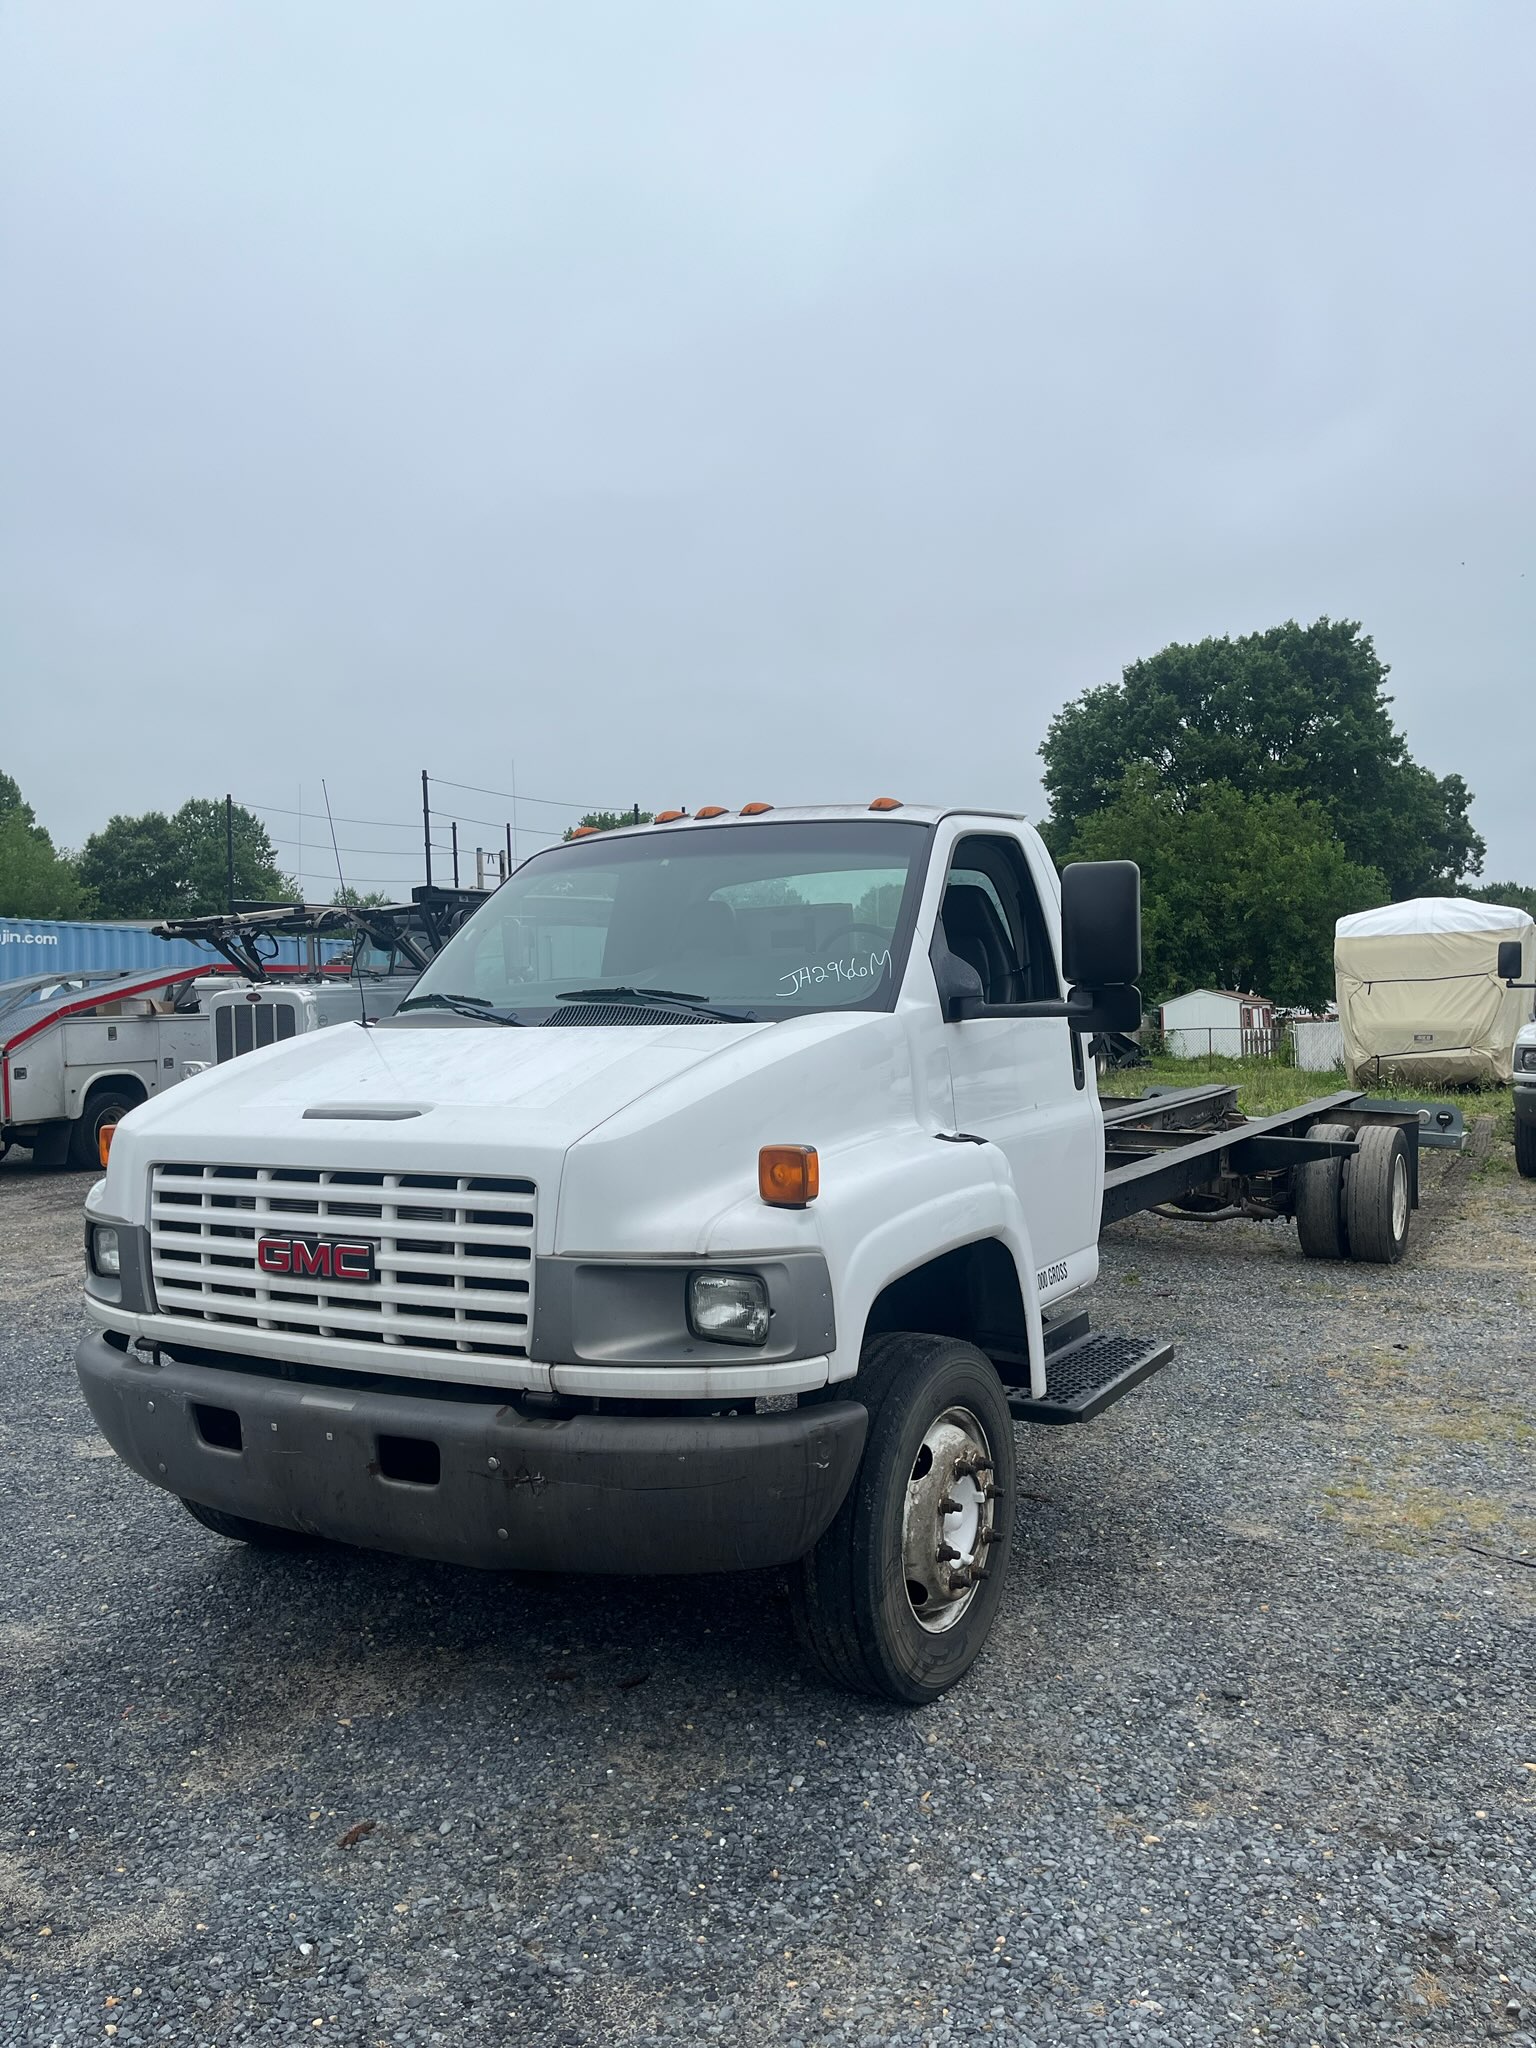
[225,794,236,912]
[451,821,460,889]
[504,822,512,879]
[421,770,433,888]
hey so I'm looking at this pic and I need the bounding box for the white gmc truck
[78,803,1164,1703]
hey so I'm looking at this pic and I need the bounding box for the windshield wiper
[555,986,756,1022]
[396,992,526,1026]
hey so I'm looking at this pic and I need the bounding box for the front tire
[68,1089,138,1171]
[789,1333,1017,1705]
[1516,1114,1536,1180]
[180,1498,321,1550]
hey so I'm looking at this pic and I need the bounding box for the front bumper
[76,1331,867,1574]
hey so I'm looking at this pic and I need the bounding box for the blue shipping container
[0,919,324,983]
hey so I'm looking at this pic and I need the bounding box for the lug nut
[936,1543,960,1563]
[984,1483,1003,1500]
[979,1527,1003,1546]
[938,1494,961,1516]
[945,1567,974,1593]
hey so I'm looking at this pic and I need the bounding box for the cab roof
[564,803,1031,844]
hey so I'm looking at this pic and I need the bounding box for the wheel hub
[901,1407,999,1632]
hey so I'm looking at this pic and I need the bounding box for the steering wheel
[819,924,895,965]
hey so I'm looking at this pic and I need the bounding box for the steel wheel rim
[1391,1151,1409,1240]
[901,1405,999,1633]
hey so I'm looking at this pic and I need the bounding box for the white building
[1160,988,1276,1059]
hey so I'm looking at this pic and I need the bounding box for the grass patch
[1104,1052,1513,1126]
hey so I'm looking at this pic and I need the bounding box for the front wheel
[1516,1114,1536,1180]
[68,1089,138,1170]
[789,1333,1017,1705]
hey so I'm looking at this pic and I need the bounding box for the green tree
[1069,771,1384,1009]
[563,809,653,840]
[1467,880,1536,920]
[78,801,291,918]
[0,770,87,918]
[1040,618,1483,899]
[332,886,393,908]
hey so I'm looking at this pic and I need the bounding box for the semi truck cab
[77,804,1164,1702]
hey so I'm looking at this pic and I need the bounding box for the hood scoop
[301,1102,433,1121]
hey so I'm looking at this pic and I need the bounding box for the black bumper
[76,1332,867,1575]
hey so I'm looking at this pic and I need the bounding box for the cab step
[1008,1332,1174,1426]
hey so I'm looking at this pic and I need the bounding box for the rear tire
[788,1333,1017,1705]
[1344,1124,1412,1264]
[180,1498,321,1550]
[1294,1122,1352,1259]
[68,1088,138,1170]
[1516,1116,1536,1180]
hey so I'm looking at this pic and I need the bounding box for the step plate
[1008,1332,1174,1426]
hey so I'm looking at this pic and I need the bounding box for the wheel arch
[77,1071,150,1120]
[835,1196,1045,1397]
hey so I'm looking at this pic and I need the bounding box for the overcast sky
[2,1,1531,894]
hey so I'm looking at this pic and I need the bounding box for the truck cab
[78,804,1157,1701]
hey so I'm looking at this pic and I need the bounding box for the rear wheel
[68,1088,138,1170]
[789,1332,1016,1705]
[1516,1115,1536,1180]
[1344,1124,1412,1264]
[180,1499,321,1550]
[1294,1121,1353,1259]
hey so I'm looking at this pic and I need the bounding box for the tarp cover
[1334,898,1536,1086]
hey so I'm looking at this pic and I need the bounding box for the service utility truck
[2,897,462,1168]
[77,804,1422,1702]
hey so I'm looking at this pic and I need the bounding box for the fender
[68,1070,152,1121]
[813,1135,1047,1397]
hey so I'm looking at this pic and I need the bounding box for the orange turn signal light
[655,809,686,823]
[868,796,903,811]
[694,805,728,818]
[98,1124,117,1168]
[740,801,774,815]
[759,1144,819,1207]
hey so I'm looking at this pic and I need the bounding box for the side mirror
[1498,939,1524,983]
[1061,861,1141,988]
[932,945,984,1022]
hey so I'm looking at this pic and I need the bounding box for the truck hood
[114,1015,775,1151]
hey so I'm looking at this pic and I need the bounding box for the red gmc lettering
[256,1236,374,1282]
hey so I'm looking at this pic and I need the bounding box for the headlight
[1521,1046,1536,1072]
[687,1271,770,1347]
[91,1225,121,1278]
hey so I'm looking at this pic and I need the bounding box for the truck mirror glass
[1497,939,1524,982]
[1060,862,1141,988]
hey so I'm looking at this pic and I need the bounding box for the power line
[428,774,622,812]
[237,798,421,832]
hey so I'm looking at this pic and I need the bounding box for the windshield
[392,819,931,1023]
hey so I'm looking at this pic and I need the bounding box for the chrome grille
[148,1163,534,1363]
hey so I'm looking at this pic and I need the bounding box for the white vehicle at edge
[78,803,1159,1703]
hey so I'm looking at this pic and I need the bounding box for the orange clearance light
[569,825,599,837]
[759,1144,819,1208]
[694,805,728,818]
[868,796,903,811]
[740,801,774,815]
[98,1124,117,1169]
[654,809,686,823]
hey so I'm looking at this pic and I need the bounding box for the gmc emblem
[256,1235,376,1283]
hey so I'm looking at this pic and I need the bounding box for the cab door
[937,832,1100,1301]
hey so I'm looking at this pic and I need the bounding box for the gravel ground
[1,1138,1532,2048]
